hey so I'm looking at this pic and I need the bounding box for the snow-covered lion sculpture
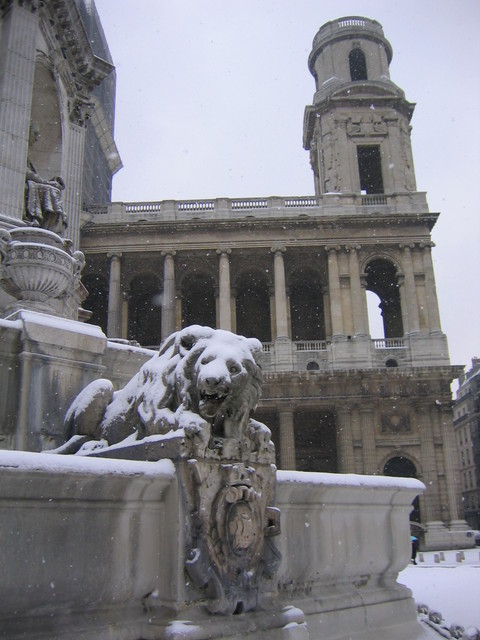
[60,325,272,458]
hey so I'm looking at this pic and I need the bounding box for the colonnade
[104,242,442,343]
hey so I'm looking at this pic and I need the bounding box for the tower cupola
[304,17,417,197]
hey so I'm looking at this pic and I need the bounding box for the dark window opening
[349,48,368,81]
[128,275,162,347]
[83,273,108,334]
[182,272,216,329]
[385,358,398,368]
[294,410,337,472]
[357,145,384,194]
[236,272,271,342]
[307,361,320,371]
[290,275,325,341]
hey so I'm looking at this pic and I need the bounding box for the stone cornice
[82,211,439,238]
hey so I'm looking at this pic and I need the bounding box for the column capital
[107,252,122,260]
[325,244,341,254]
[398,242,415,252]
[270,245,286,255]
[161,249,176,257]
[216,248,232,256]
[345,244,361,253]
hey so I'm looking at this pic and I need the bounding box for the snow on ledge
[16,310,106,338]
[0,449,175,478]
[277,469,425,491]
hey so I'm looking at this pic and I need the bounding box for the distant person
[411,535,418,564]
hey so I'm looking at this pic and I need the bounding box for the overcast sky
[93,0,480,376]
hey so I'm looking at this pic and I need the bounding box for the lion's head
[171,327,263,439]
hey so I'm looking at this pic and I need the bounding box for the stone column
[107,253,122,338]
[0,2,39,221]
[348,246,367,337]
[439,405,462,524]
[360,408,376,475]
[422,243,442,334]
[271,247,289,339]
[326,246,344,339]
[279,409,296,470]
[336,407,356,473]
[400,244,420,334]
[217,249,232,331]
[161,251,176,340]
[416,404,440,523]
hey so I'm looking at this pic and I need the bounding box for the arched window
[128,274,162,347]
[83,273,108,334]
[181,272,216,329]
[236,271,271,342]
[365,258,403,338]
[349,48,368,81]
[289,269,325,341]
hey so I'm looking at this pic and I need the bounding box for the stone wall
[0,312,155,452]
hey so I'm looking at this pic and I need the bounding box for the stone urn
[0,227,85,318]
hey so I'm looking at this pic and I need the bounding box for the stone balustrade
[84,191,429,224]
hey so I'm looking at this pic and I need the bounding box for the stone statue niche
[25,121,67,237]
[0,122,86,320]
[56,325,281,615]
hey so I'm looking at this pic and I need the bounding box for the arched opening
[349,48,368,81]
[236,271,271,342]
[365,259,403,338]
[83,273,108,334]
[385,358,398,368]
[128,274,162,347]
[290,270,325,341]
[181,272,216,329]
[366,290,385,338]
[384,456,421,522]
[307,361,320,371]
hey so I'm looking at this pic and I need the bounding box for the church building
[0,3,466,549]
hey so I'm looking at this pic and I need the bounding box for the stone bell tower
[304,16,416,197]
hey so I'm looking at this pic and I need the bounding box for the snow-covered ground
[399,547,480,633]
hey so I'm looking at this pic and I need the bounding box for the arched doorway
[181,272,216,329]
[384,456,421,523]
[289,269,325,341]
[128,274,162,347]
[235,270,271,341]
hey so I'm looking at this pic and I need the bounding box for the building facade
[0,0,120,249]
[80,17,466,547]
[454,359,480,530]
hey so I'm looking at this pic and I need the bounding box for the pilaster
[0,1,39,222]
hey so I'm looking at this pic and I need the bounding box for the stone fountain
[0,321,430,639]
